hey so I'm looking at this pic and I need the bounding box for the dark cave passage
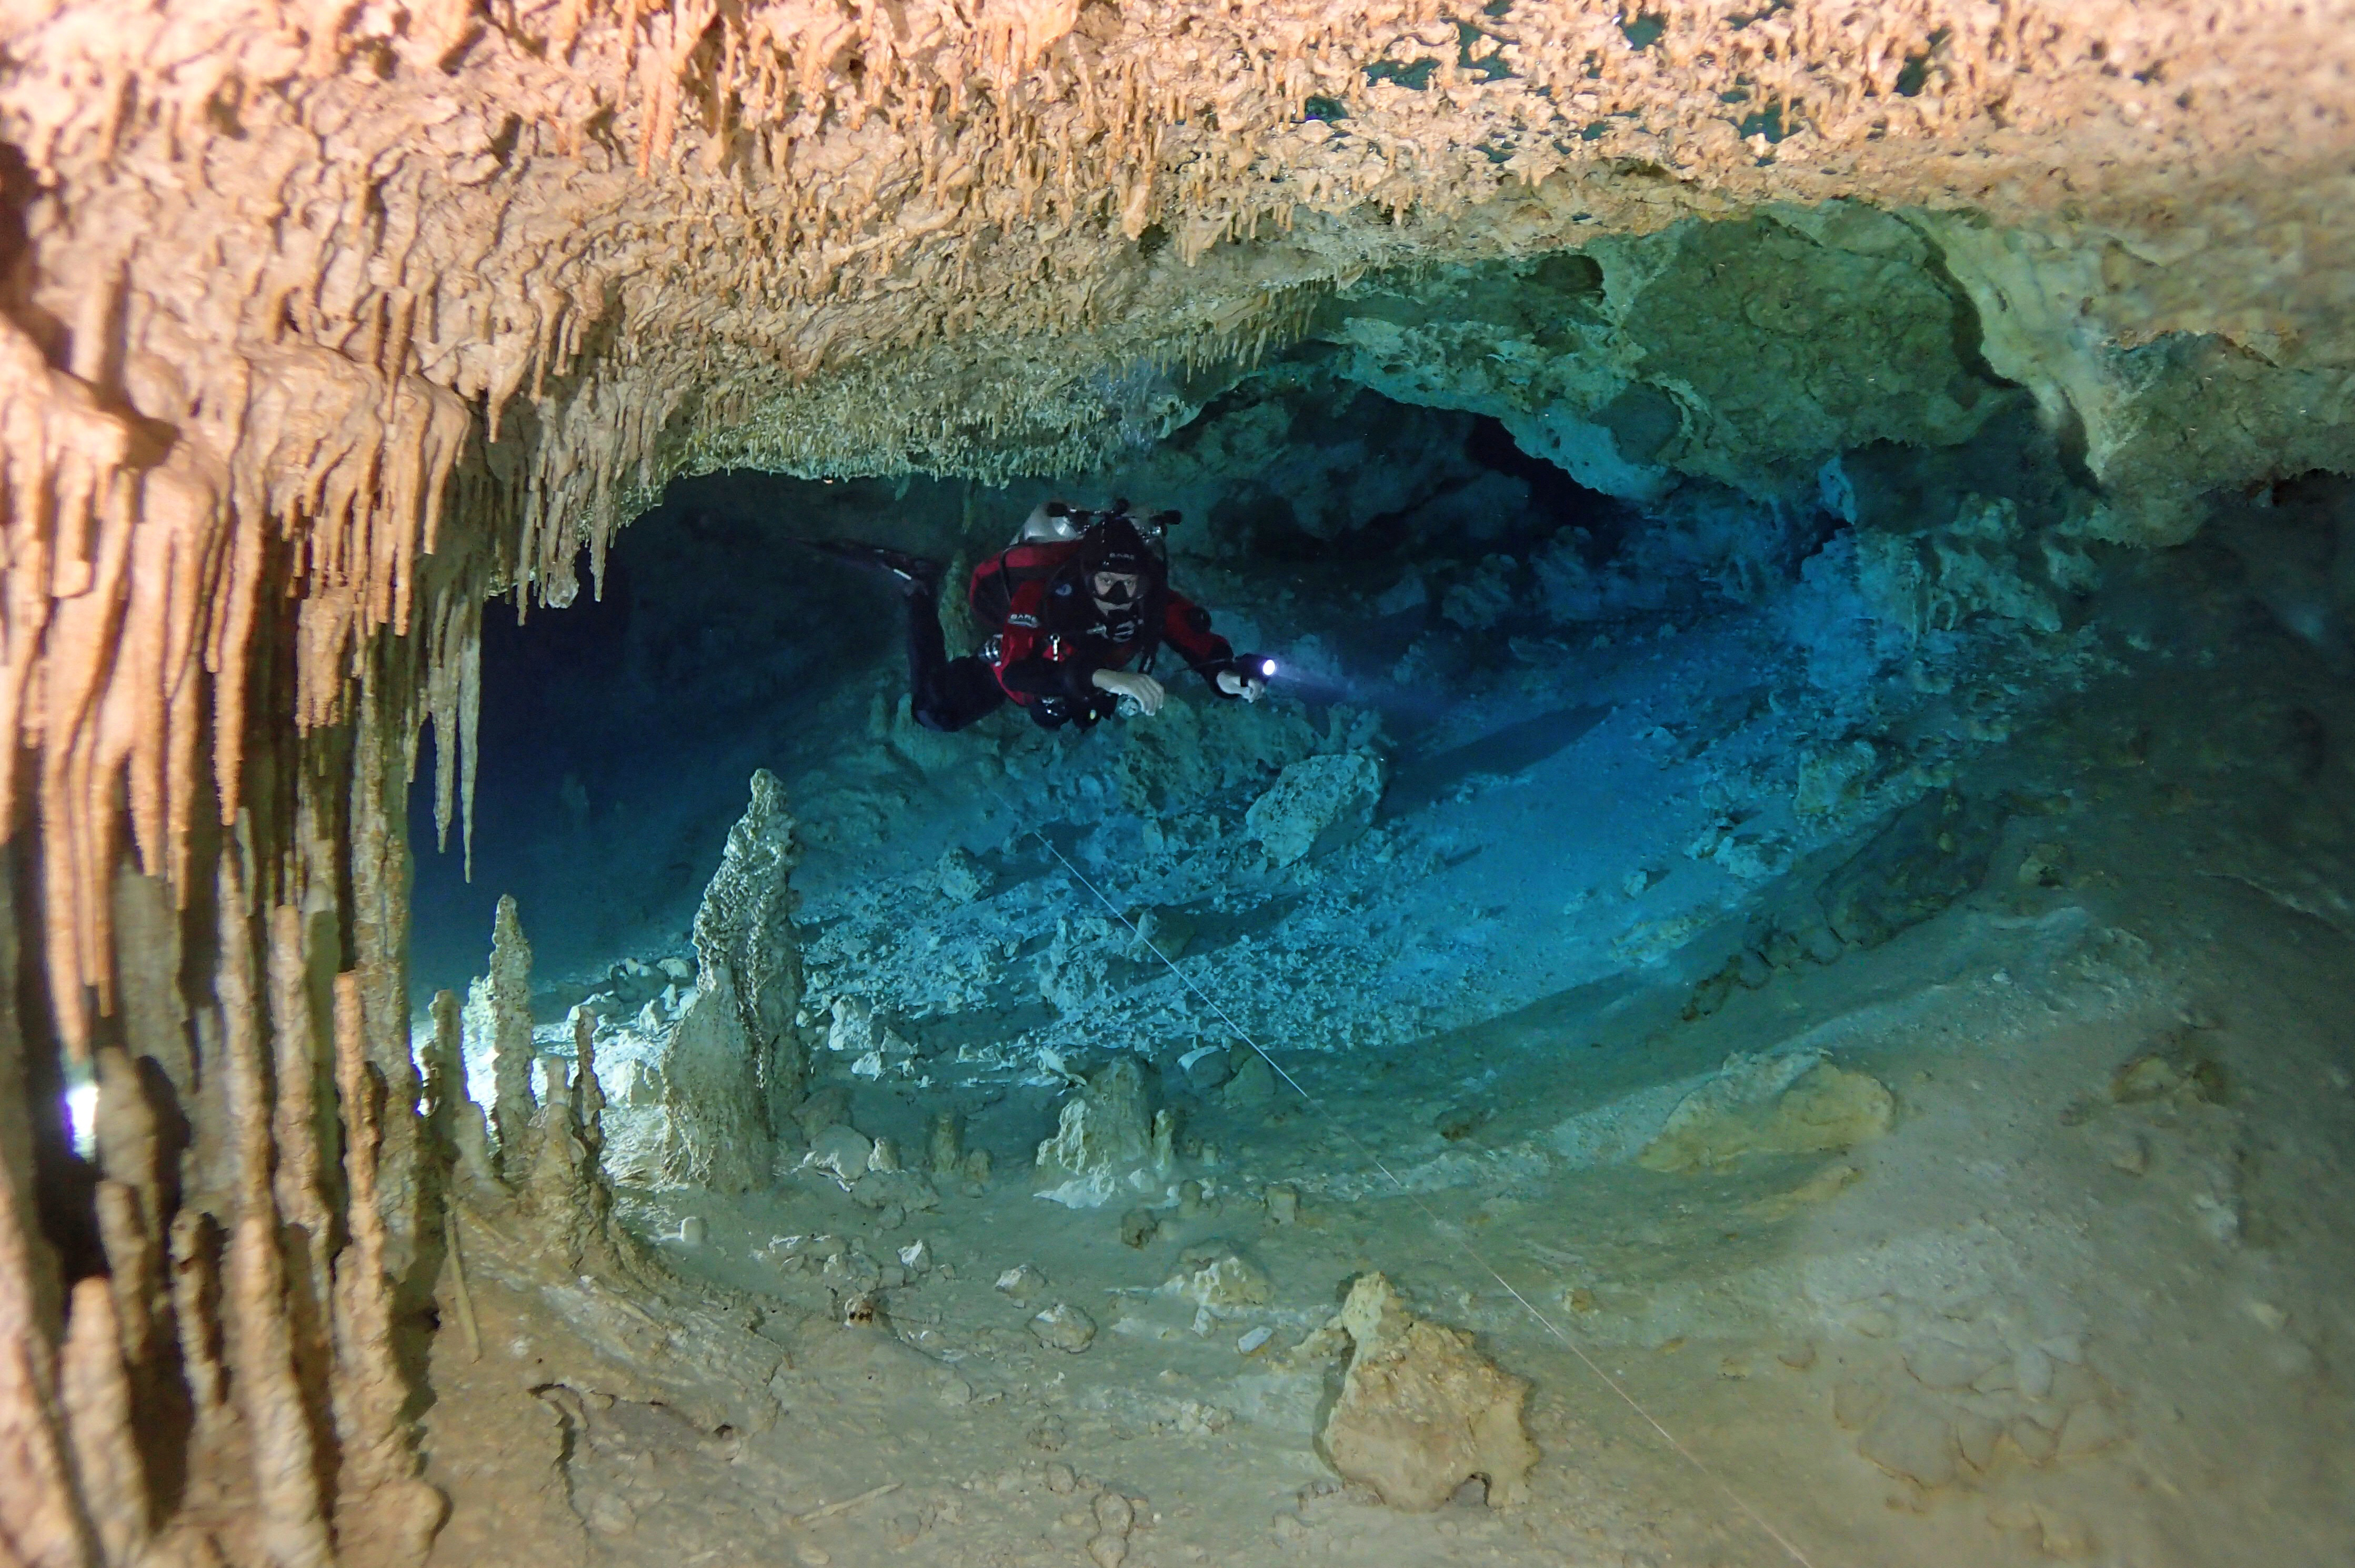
[406,380,1683,1000]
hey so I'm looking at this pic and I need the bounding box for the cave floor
[419,577,2355,1568]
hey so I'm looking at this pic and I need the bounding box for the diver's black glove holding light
[1216,652,1275,703]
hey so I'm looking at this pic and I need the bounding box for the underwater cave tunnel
[10,5,2355,1567]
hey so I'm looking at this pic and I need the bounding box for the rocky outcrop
[1314,207,2012,507]
[1918,212,2355,545]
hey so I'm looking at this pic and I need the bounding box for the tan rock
[1165,1244,1272,1310]
[1318,1273,1537,1512]
[1640,1052,1892,1173]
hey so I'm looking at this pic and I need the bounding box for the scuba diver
[810,499,1271,733]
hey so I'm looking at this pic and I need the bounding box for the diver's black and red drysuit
[907,537,1243,732]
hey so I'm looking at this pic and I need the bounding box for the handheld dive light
[1236,654,1278,682]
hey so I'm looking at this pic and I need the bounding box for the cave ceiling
[2,0,2352,1037]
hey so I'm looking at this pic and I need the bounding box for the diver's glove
[1215,652,1275,703]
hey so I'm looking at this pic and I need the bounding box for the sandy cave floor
[413,559,2355,1568]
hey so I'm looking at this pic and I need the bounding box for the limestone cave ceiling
[2,0,2352,1040]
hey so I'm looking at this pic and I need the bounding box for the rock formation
[660,770,806,1191]
[1034,1054,1167,1208]
[700,771,808,1141]
[1638,1051,1896,1173]
[1318,1271,1539,1512]
[479,893,538,1177]
[1245,751,1386,866]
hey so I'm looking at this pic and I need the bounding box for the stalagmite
[689,769,808,1148]
[572,1004,608,1165]
[660,771,807,1192]
[265,904,335,1283]
[483,894,537,1175]
[58,1279,146,1566]
[221,855,334,1568]
[328,972,445,1564]
[0,861,88,1562]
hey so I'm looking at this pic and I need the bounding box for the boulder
[1030,1303,1098,1354]
[1245,753,1385,867]
[995,1264,1047,1304]
[1319,1281,1535,1506]
[801,1124,873,1183]
[1164,1242,1271,1309]
[1181,1043,1234,1091]
[937,846,994,904]
[1035,1054,1165,1208]
[1319,1273,1537,1512]
[1638,1051,1893,1173]
[1225,1050,1277,1108]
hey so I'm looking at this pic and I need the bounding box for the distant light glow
[65,1080,98,1160]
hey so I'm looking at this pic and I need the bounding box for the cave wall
[3,2,2354,1563]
